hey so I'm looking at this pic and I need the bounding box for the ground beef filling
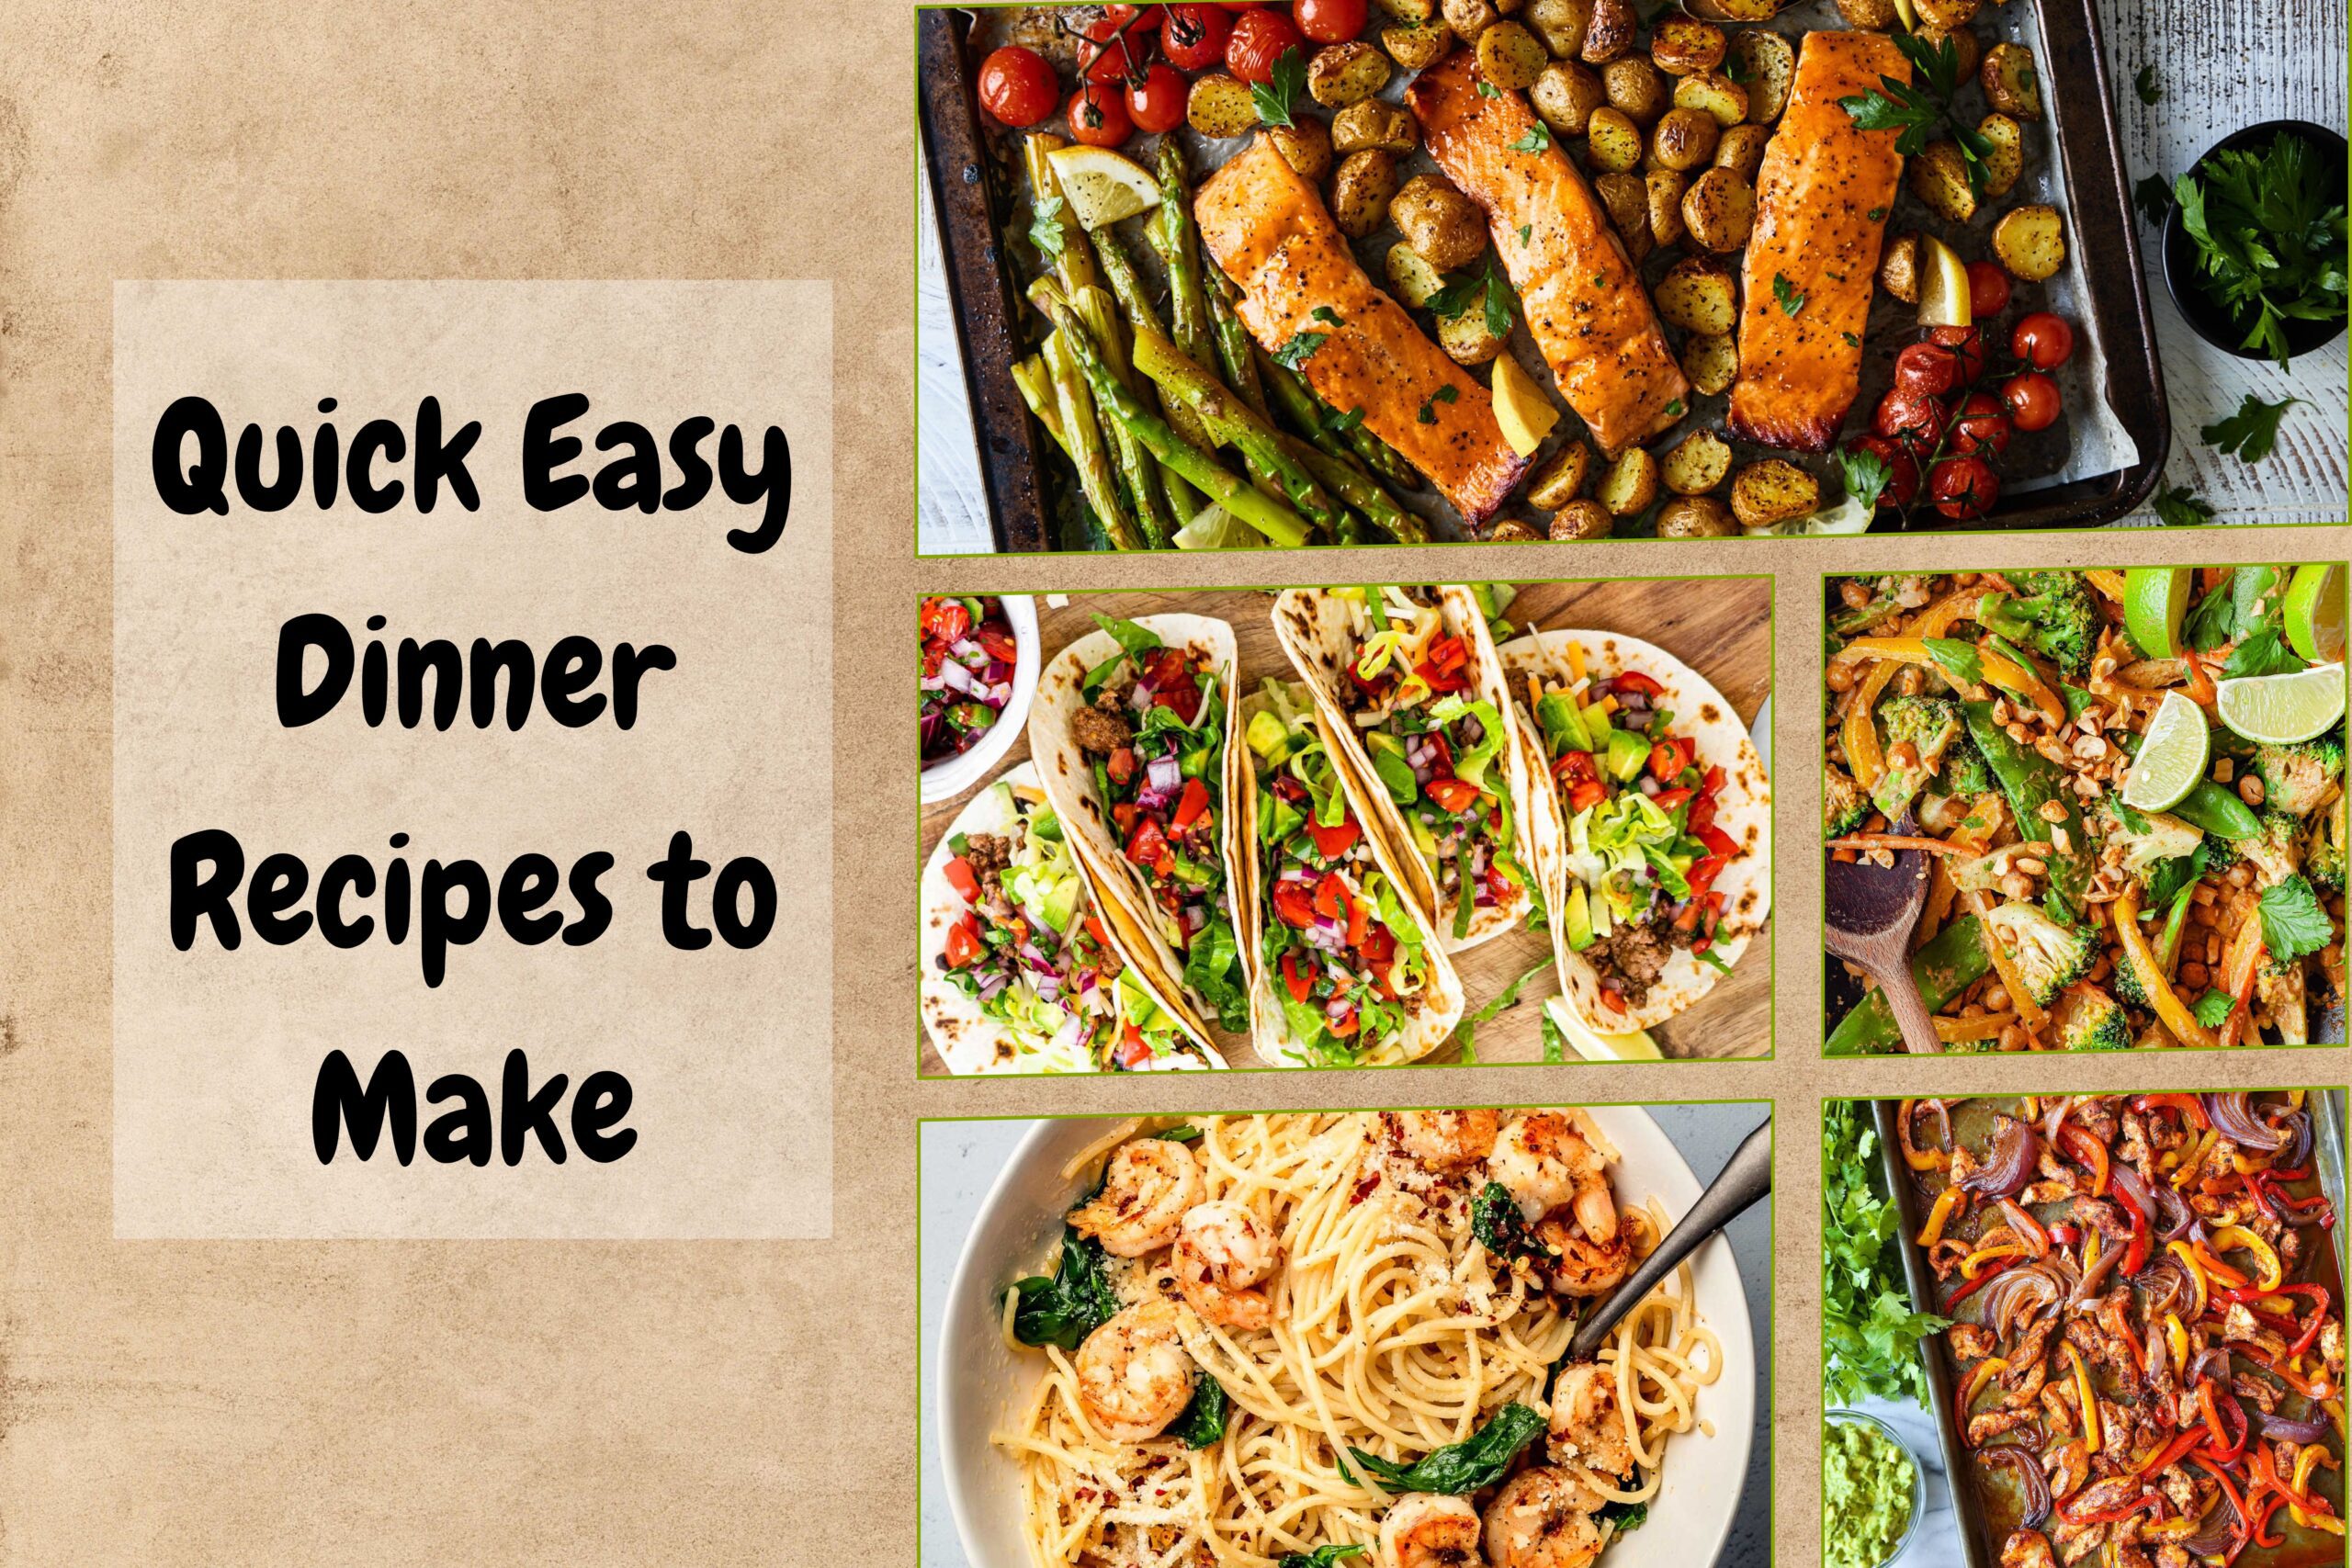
[1069,690,1133,757]
[1591,908,1701,1007]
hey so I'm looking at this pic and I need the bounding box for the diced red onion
[938,660,975,694]
[1638,776,1660,796]
[1148,756,1182,794]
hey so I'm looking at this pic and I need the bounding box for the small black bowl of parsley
[2160,118,2348,367]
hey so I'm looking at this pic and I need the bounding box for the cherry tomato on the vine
[1927,324,1986,385]
[1929,455,2000,520]
[1294,0,1369,43]
[1126,62,1189,132]
[1227,6,1304,81]
[2011,311,2076,370]
[977,46,1059,128]
[1893,341,1960,399]
[1158,3,1233,68]
[2003,370,2064,432]
[1080,6,1163,83]
[1949,391,2013,458]
[1965,261,2011,319]
[1845,434,1921,508]
[1874,389,1947,447]
[1066,81,1134,145]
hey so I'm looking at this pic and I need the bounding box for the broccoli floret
[1978,574,2101,676]
[2252,736,2346,818]
[1939,730,1995,798]
[1983,899,2099,1008]
[1825,763,1871,838]
[2111,949,2153,1009]
[2052,983,2134,1052]
[2307,794,2346,894]
[2092,798,2207,888]
[2238,809,2305,888]
[1871,694,1963,821]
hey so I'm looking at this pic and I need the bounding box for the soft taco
[1235,676,1466,1066]
[921,763,1223,1074]
[1271,584,1539,952]
[1027,613,1250,1040]
[1497,629,1771,1032]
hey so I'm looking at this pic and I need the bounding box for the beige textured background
[0,2,2345,1562]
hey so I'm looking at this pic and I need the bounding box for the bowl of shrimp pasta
[936,1107,1758,1568]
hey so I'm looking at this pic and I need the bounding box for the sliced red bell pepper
[1944,1255,2020,1309]
[2057,1122,2110,1196]
[2132,1093,2210,1130]
[1171,776,1211,829]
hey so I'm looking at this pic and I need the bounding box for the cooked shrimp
[1533,1219,1630,1299]
[1547,1362,1636,1480]
[1075,1298,1197,1443]
[1379,1494,1483,1568]
[1483,1468,1607,1568]
[1490,1112,1617,1241]
[1397,1109,1500,1172]
[1070,1138,1204,1258]
[1172,1200,1280,1330]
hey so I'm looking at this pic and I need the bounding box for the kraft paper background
[0,3,2343,1562]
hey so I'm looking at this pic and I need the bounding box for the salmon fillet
[1193,135,1529,527]
[1727,31,1912,452]
[1408,49,1687,457]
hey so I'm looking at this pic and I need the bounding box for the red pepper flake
[1350,1172,1382,1206]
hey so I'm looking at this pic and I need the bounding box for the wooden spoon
[1825,809,1941,1054]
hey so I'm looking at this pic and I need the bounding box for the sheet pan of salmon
[917,0,2165,550]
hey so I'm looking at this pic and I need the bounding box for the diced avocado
[1409,813,1440,856]
[1038,874,1081,934]
[1560,883,1596,952]
[1537,691,1591,753]
[1246,707,1295,762]
[1605,728,1650,783]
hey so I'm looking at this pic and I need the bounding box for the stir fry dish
[1898,1093,2346,1565]
[921,594,1022,765]
[1823,567,2348,1055]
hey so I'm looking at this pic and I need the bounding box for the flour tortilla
[1026,614,1245,1040]
[1494,629,1771,1032]
[1270,585,1536,952]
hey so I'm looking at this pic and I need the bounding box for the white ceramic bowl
[922,594,1041,807]
[937,1109,1758,1568]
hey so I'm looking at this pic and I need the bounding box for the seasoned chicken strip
[1727,30,1911,451]
[1194,135,1529,526]
[1408,48,1686,457]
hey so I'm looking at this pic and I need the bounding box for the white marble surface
[919,1105,1776,1568]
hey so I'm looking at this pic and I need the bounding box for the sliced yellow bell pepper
[2113,889,2216,1050]
[2165,1314,2189,1378]
[1917,1188,1962,1247]
[1832,637,2067,726]
[2066,1343,2101,1452]
[2167,1240,2210,1317]
[1977,896,2051,1031]
[1962,1243,2028,1279]
[2208,1224,2282,1292]
[2086,570,2130,603]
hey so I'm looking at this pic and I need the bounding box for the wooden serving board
[918,579,1775,1073]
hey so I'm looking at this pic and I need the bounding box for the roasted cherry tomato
[1294,0,1369,43]
[1927,324,1986,384]
[1965,260,2012,319]
[977,46,1060,128]
[1843,434,1921,508]
[1929,454,2000,520]
[1893,341,1960,399]
[2003,370,2064,433]
[1126,62,1189,131]
[2011,311,2076,369]
[1226,6,1305,81]
[1949,391,2013,458]
[1873,389,1947,447]
[1158,3,1234,68]
[1066,81,1133,144]
[1080,6,1163,82]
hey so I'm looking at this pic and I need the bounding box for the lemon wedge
[1916,234,1971,329]
[1544,998,1665,1061]
[1891,0,1919,28]
[1045,145,1161,231]
[1743,493,1873,536]
[1491,355,1559,457]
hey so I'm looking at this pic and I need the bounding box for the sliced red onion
[2181,1492,2241,1558]
[2256,1408,2335,1443]
[1958,1115,2040,1197]
[2266,1107,2312,1168]
[1184,905,1208,932]
[2200,1093,2286,1151]
[2130,1258,2196,1323]
[2068,1239,2122,1305]
[1981,1264,2062,1337]
[1977,1445,2051,1529]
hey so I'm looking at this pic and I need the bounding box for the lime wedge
[1045,145,1161,231]
[1916,234,1971,330]
[2283,564,2346,663]
[2215,665,2348,745]
[1544,997,1665,1061]
[2121,690,2211,811]
[2121,567,2192,659]
[1173,504,1261,550]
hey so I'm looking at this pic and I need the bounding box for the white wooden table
[917,0,2348,550]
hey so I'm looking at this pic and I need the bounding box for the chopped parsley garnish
[2200,392,2301,463]
[1252,47,1307,129]
[1838,32,1996,198]
[1027,197,1067,262]
[1311,305,1345,328]
[1772,273,1806,317]
[2174,131,2349,367]
[1272,330,1329,369]
[2135,63,2160,105]
[1510,122,1554,155]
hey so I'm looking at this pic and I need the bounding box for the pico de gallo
[1323,585,1534,942]
[1244,678,1442,1065]
[933,779,1194,1073]
[1065,615,1249,1032]
[921,595,1021,766]
[1518,645,1743,1015]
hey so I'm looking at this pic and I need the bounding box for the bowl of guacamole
[1824,1410,1924,1568]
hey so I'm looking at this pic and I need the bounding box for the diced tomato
[1696,824,1740,860]
[1345,893,1369,949]
[1107,746,1138,786]
[1327,1000,1360,1038]
[1171,777,1211,829]
[1125,817,1170,868]
[1423,731,1455,775]
[1554,750,1597,784]
[1114,1024,1153,1069]
[1613,671,1664,697]
[1703,765,1724,793]
[1648,738,1691,780]
[1428,777,1483,813]
[944,857,980,901]
[1360,920,1396,967]
[1484,866,1516,902]
[944,918,985,968]
[1689,795,1717,835]
[1597,987,1626,1014]
[1415,659,1471,694]
[976,624,1019,662]
[1652,787,1693,812]
[1113,801,1138,832]
[1083,916,1111,950]
[1307,815,1361,858]
[1673,901,1702,932]
[1272,879,1317,928]
[1281,950,1315,1003]
[1314,873,1350,921]
[921,597,973,643]
[1567,779,1606,813]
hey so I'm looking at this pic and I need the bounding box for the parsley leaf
[1842,331,1863,347]
[2133,174,2174,228]
[1280,1551,1367,1568]
[1477,78,1502,98]
[1518,223,1532,245]
[1252,47,1307,129]
[1510,123,1553,154]
[2135,63,2160,105]
[2149,479,2216,527]
[1154,1124,1204,1143]
[1435,384,1460,403]
[2257,874,2333,962]
[1273,330,1329,370]
[1823,1100,1950,1406]
[2200,392,2301,463]
[1027,197,1068,262]
[1664,398,1684,416]
[1837,444,1894,511]
[1842,33,1993,197]
[1773,273,1806,317]
[1416,385,1460,424]
[2173,132,2350,368]
[1311,305,1345,328]
[1866,206,1888,221]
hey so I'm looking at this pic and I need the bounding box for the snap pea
[1961,702,2089,925]
[1824,915,1990,1056]
[2172,780,2264,840]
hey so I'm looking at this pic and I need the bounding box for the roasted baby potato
[1906,140,1978,223]
[1831,0,1900,27]
[1385,242,1447,308]
[1878,231,1920,305]
[1729,457,1819,529]
[1331,150,1401,238]
[1442,0,1500,40]
[1651,105,1722,170]
[1661,429,1733,494]
[1268,118,1335,180]
[1646,167,1688,246]
[1548,499,1616,539]
[1524,0,1592,57]
[1375,0,1440,20]
[1392,175,1489,271]
[1982,42,2041,119]
[1187,73,1261,140]
[1681,167,1756,253]
[1680,0,1785,18]
[1649,17,1726,75]
[1602,57,1668,122]
[1913,0,1979,28]
[1331,98,1419,155]
[1594,171,1654,261]
[1726,30,1793,123]
[1383,20,1455,70]
[1596,447,1661,515]
[1921,24,1979,82]
[1680,332,1737,396]
[1976,113,2023,199]
[1527,437,1595,507]
[1309,41,1393,107]
[1656,495,1738,536]
[1579,0,1635,62]
[1477,20,1549,88]
[1713,123,1770,181]
[1583,106,1645,173]
[1531,60,1607,133]
[1653,254,1738,334]
[1439,291,1510,364]
[1672,70,1749,128]
[1993,204,2067,281]
[1488,517,1549,542]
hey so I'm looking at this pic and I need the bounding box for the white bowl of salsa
[922,593,1038,807]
